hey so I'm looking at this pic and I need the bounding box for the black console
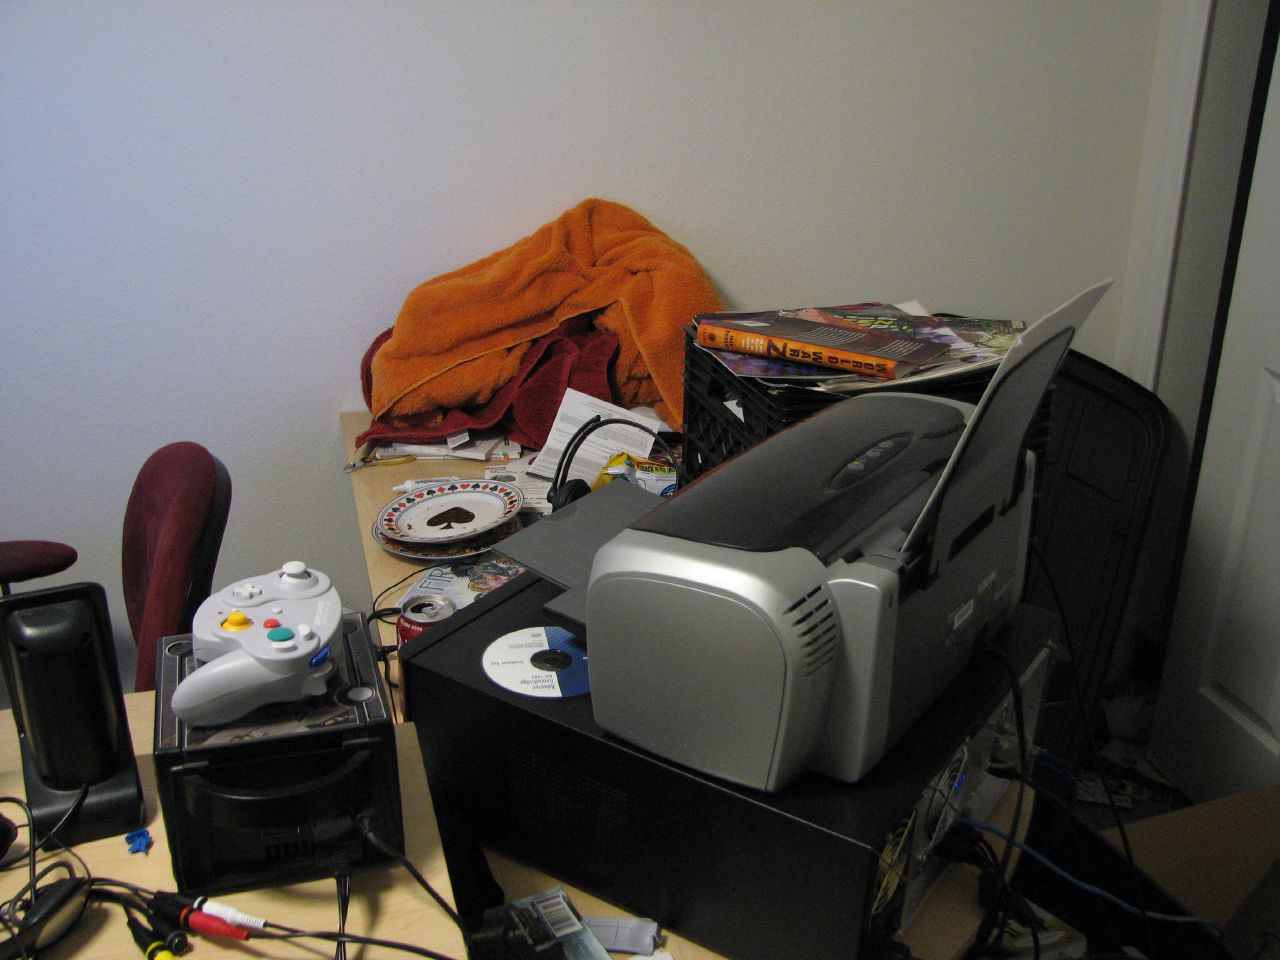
[153,612,402,894]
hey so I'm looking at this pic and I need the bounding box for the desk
[341,411,1026,960]
[0,692,468,959]
[343,411,496,660]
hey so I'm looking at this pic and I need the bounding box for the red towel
[362,198,723,445]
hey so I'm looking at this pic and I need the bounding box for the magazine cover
[397,553,526,616]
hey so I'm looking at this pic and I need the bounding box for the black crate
[682,327,1000,479]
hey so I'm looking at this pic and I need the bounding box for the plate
[372,515,524,561]
[377,480,523,544]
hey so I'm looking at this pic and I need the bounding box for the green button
[267,626,295,642]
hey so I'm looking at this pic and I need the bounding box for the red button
[263,618,281,628]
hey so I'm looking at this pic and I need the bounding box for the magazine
[693,301,1027,392]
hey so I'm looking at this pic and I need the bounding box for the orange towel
[368,198,724,429]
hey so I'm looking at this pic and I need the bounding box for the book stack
[693,301,1027,393]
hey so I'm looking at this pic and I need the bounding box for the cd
[482,626,589,698]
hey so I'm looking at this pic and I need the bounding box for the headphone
[0,874,88,959]
[0,806,92,959]
[548,478,592,512]
[547,415,681,512]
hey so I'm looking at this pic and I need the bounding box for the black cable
[255,923,463,960]
[361,566,428,722]
[88,887,146,916]
[551,415,682,494]
[962,643,1031,960]
[334,872,351,960]
[0,912,29,960]
[551,415,601,492]
[70,872,471,960]
[0,858,81,960]
[0,798,38,892]
[958,817,1218,930]
[359,823,462,929]
[33,784,89,852]
[374,566,426,612]
[91,883,191,956]
[1025,539,1156,954]
[88,877,157,901]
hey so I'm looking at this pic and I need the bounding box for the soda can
[396,594,456,645]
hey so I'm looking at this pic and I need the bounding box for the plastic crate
[682,327,1001,479]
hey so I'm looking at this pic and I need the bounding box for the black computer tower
[403,574,1055,960]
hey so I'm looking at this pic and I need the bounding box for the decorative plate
[377,480,524,544]
[371,515,524,561]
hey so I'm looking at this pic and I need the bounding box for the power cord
[1026,538,1159,953]
[334,871,351,960]
[359,819,462,929]
[959,643,1035,960]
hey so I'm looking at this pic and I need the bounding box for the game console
[154,610,403,894]
[170,561,341,726]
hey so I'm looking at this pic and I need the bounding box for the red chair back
[122,442,231,691]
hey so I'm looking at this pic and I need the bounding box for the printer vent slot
[786,588,839,676]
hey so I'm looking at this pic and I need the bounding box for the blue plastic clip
[125,828,153,854]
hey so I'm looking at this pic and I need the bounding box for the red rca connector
[147,892,251,941]
[185,910,251,940]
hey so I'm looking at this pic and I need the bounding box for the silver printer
[585,282,1110,792]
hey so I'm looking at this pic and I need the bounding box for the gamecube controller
[171,561,341,726]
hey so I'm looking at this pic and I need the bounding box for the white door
[1148,50,1280,801]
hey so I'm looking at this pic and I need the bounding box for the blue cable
[955,816,1219,930]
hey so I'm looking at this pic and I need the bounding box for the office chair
[0,541,78,596]
[122,442,232,691]
[1022,350,1171,765]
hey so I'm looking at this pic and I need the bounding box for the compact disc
[482,626,589,698]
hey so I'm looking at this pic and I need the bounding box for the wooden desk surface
[343,411,495,657]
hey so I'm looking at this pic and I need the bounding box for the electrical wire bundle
[925,545,1229,960]
[0,795,469,960]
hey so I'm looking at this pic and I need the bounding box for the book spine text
[695,322,898,379]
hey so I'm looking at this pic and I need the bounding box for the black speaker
[0,582,144,847]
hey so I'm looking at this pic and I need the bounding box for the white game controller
[171,561,342,726]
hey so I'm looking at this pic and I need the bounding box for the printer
[582,281,1110,792]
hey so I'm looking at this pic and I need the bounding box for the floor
[1069,738,1191,832]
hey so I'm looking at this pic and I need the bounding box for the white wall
[1,1,1167,684]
